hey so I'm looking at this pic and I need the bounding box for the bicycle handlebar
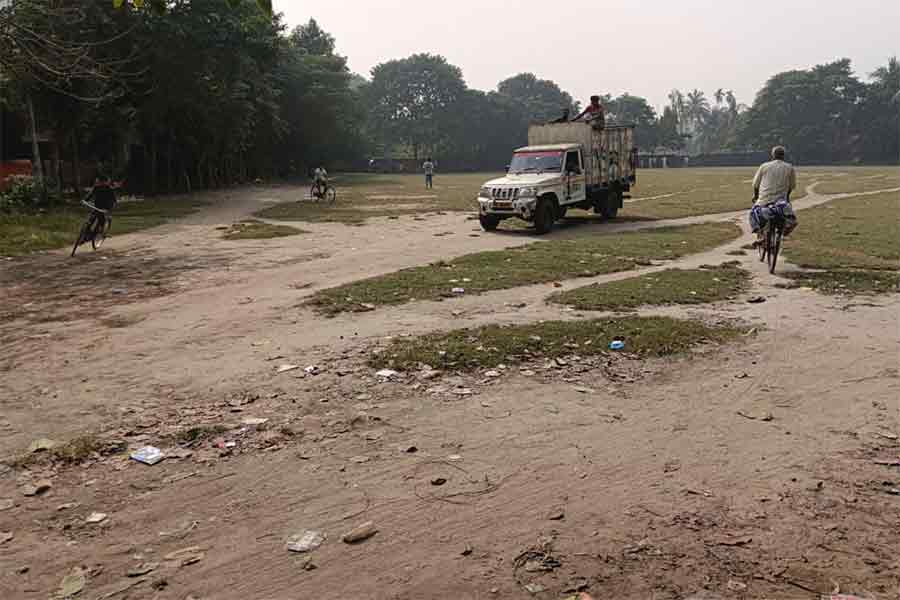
[81,199,110,215]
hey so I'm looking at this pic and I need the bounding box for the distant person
[550,108,570,123]
[422,157,435,189]
[313,164,328,197]
[750,146,798,245]
[574,95,605,128]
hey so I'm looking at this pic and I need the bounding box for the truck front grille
[491,188,519,200]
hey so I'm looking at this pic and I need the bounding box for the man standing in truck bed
[573,95,605,129]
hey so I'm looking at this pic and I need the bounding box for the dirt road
[1,183,898,600]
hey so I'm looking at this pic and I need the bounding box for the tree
[857,56,899,163]
[605,93,659,149]
[738,59,866,162]
[496,73,577,123]
[368,54,466,160]
[290,18,335,56]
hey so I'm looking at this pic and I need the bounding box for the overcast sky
[278,0,899,112]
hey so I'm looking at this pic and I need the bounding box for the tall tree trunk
[72,126,82,193]
[27,95,45,185]
[51,135,62,198]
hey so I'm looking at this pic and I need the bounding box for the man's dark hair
[772,146,786,160]
[590,95,600,102]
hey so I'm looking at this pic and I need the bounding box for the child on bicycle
[750,146,798,245]
[83,174,118,230]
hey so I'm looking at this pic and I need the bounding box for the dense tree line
[1,0,897,206]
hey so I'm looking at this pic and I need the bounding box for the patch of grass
[0,195,207,256]
[726,249,747,256]
[257,172,497,224]
[780,270,900,295]
[173,424,228,444]
[812,167,900,195]
[370,316,741,371]
[624,167,857,220]
[785,191,899,271]
[223,219,304,240]
[548,264,750,311]
[308,222,741,315]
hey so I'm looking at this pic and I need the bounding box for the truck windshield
[509,151,563,174]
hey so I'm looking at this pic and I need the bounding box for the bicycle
[309,180,337,204]
[756,203,785,274]
[71,200,112,257]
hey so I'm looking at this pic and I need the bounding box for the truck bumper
[478,197,536,220]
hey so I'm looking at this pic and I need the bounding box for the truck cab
[477,122,636,234]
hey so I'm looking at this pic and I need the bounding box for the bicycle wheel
[309,184,321,202]
[92,215,110,250]
[767,226,782,274]
[71,215,94,257]
[325,186,336,204]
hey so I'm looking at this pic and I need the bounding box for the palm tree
[714,88,725,106]
[668,89,686,137]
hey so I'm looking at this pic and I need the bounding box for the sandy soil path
[1,182,898,600]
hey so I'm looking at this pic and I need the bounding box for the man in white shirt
[313,165,328,197]
[750,146,798,242]
[422,158,435,189]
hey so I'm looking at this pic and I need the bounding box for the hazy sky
[279,1,899,111]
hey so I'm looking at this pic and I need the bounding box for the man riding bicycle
[750,146,798,246]
[313,165,328,198]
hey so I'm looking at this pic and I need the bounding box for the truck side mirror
[505,165,510,173]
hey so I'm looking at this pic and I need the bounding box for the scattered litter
[452,388,474,396]
[0,499,13,511]
[663,461,681,473]
[447,454,463,462]
[451,287,465,295]
[286,530,326,553]
[609,341,626,351]
[359,303,376,311]
[277,364,300,374]
[376,369,398,379]
[130,446,165,466]
[484,370,501,379]
[164,546,206,567]
[27,438,57,453]
[349,455,371,464]
[241,417,269,427]
[573,387,594,394]
[524,583,546,594]
[876,432,899,441]
[705,534,752,547]
[86,512,108,524]
[885,487,900,496]
[521,370,536,376]
[58,567,87,598]
[737,411,774,422]
[547,510,565,521]
[22,480,52,497]
[431,478,447,486]
[403,445,419,454]
[342,521,378,544]
[461,544,473,556]
[727,580,748,592]
[57,502,78,511]
[304,365,320,375]
[747,296,767,304]
[127,562,158,577]
[0,531,12,545]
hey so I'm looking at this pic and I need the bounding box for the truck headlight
[479,187,492,198]
[518,187,537,198]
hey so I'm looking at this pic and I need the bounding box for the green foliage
[0,176,43,212]
[496,73,577,123]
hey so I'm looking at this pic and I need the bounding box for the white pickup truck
[477,122,637,233]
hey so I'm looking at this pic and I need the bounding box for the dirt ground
[1,180,898,600]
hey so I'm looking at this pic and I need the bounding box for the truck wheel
[534,198,555,235]
[479,214,500,231]
[556,205,568,220]
[602,189,622,220]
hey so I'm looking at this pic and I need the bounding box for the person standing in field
[422,157,435,189]
[750,145,798,245]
